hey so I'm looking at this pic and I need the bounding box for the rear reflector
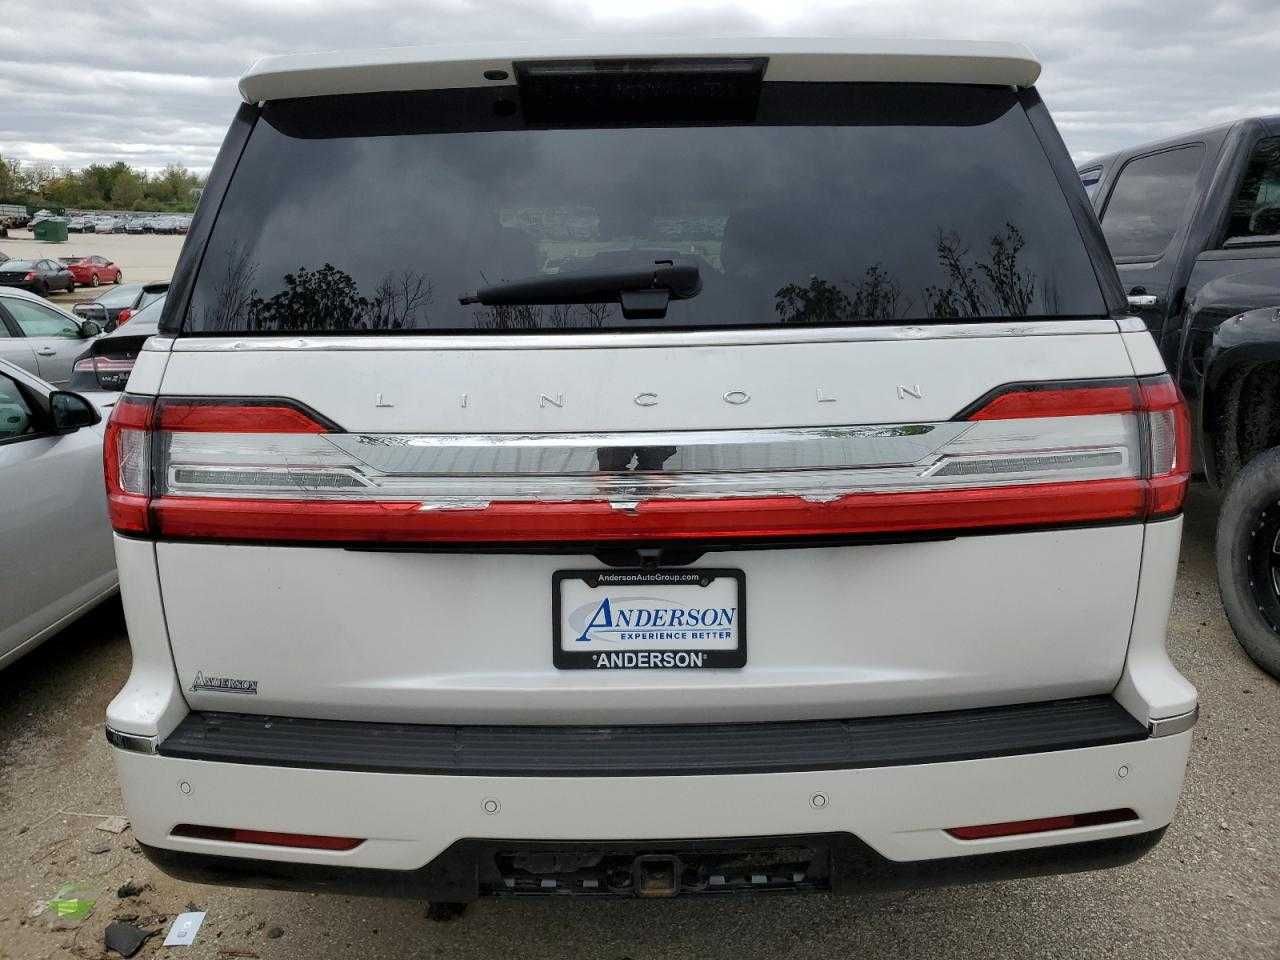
[947,808,1138,840]
[104,376,1190,544]
[171,824,362,851]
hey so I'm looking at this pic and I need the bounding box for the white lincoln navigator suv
[105,39,1197,908]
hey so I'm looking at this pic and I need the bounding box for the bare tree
[367,271,434,329]
[198,246,260,332]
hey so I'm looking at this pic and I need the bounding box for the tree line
[0,153,206,212]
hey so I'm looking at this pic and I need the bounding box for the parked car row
[28,210,192,234]
[0,255,126,294]
[0,258,78,295]
[66,214,191,234]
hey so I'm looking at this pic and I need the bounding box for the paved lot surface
[0,230,183,309]
[1,486,1278,959]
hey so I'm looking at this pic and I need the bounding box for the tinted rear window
[183,83,1105,334]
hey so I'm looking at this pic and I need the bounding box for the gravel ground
[1,485,1278,960]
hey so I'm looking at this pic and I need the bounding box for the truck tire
[1217,445,1280,678]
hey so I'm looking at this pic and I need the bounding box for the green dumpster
[34,219,68,242]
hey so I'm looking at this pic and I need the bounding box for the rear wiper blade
[460,260,701,320]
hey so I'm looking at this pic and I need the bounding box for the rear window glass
[93,286,141,308]
[1078,167,1103,199]
[183,83,1106,334]
[1225,137,1280,241]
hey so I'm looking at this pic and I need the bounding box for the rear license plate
[553,569,746,670]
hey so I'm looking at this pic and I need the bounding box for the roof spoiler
[238,39,1042,103]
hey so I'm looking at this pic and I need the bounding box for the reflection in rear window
[183,84,1106,334]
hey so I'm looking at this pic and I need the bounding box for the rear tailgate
[144,326,1153,724]
[117,63,1163,725]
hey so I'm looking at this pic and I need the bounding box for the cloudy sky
[1,0,1278,172]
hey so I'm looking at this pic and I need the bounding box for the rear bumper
[105,517,1196,900]
[137,827,1168,901]
[110,720,1192,899]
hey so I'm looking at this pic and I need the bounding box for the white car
[0,358,117,668]
[105,39,1197,909]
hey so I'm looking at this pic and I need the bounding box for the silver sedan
[0,286,103,386]
[0,357,117,668]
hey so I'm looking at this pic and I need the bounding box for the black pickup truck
[1082,117,1280,676]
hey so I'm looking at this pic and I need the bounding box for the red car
[59,255,122,287]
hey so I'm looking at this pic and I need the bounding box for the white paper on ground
[163,911,206,946]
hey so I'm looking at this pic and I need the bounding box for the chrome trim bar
[1148,705,1198,738]
[105,725,158,755]
[159,414,1140,504]
[157,318,1121,352]
[329,423,969,475]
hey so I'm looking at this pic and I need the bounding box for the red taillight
[965,374,1189,521]
[77,355,136,387]
[105,377,1192,544]
[103,394,156,534]
[24,271,36,281]
[947,808,1138,840]
[967,383,1138,420]
[154,398,334,433]
[115,308,132,326]
[105,396,335,536]
[172,824,362,851]
[148,481,1151,544]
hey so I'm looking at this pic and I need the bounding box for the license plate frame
[552,568,747,670]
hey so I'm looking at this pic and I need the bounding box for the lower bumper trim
[1149,705,1199,738]
[105,726,157,755]
[138,828,1167,902]
[156,696,1148,778]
